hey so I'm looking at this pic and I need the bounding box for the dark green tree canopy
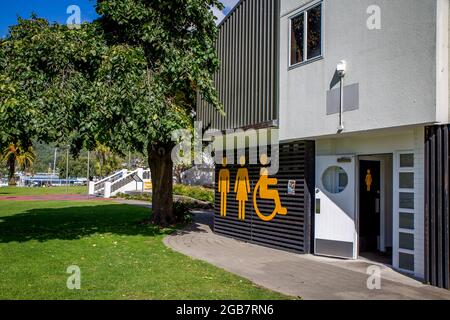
[1,0,223,153]
[0,0,224,225]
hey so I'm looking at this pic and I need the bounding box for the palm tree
[1,143,36,186]
[93,144,120,178]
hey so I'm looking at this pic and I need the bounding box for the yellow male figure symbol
[253,154,287,221]
[234,156,251,221]
[365,169,373,192]
[218,158,230,217]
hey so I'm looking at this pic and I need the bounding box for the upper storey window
[290,2,322,66]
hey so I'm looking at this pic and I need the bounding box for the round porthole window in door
[322,166,348,194]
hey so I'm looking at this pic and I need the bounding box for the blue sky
[0,0,239,37]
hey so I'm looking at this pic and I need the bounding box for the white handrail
[94,170,125,186]
[110,169,140,188]
[89,168,150,197]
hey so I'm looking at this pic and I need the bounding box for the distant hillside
[33,142,56,173]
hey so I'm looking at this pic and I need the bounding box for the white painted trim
[393,150,416,272]
[436,0,449,123]
[393,152,399,270]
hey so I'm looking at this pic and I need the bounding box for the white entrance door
[315,156,357,259]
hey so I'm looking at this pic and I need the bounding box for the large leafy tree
[0,0,224,225]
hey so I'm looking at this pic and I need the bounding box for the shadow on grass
[0,203,212,243]
[0,204,172,243]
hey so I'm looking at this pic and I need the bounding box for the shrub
[173,184,214,203]
[173,201,194,224]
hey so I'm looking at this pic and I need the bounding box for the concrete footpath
[164,211,450,300]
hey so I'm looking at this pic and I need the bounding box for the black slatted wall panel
[425,125,450,289]
[214,141,315,253]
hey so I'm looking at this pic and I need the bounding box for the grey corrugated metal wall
[214,141,315,253]
[425,125,450,289]
[197,0,279,130]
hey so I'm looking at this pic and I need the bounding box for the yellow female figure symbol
[218,158,230,217]
[365,169,373,192]
[234,156,251,221]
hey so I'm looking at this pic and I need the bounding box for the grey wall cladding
[197,0,279,130]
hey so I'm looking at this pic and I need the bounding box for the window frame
[394,151,416,274]
[289,1,323,68]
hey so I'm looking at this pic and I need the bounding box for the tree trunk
[8,155,16,186]
[148,143,175,226]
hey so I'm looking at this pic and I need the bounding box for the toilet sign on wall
[218,154,287,222]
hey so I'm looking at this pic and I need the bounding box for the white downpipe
[338,76,345,133]
[336,60,347,133]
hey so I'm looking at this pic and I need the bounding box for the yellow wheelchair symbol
[253,154,287,222]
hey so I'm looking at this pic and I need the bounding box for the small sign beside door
[287,180,296,195]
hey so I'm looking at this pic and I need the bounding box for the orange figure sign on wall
[253,154,287,221]
[218,158,230,217]
[365,169,372,192]
[234,156,251,221]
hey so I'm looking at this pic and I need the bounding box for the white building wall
[278,0,447,142]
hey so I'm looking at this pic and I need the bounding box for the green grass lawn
[0,200,288,300]
[0,186,87,196]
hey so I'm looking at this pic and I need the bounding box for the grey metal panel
[197,0,279,131]
[326,83,360,115]
[213,141,315,254]
[315,239,354,259]
[425,125,450,289]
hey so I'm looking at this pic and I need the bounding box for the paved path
[164,211,450,300]
[0,194,109,201]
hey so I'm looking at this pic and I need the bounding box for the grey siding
[197,0,279,131]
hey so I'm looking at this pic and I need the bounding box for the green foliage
[173,184,214,203]
[114,183,214,204]
[0,1,224,153]
[57,154,91,179]
[32,142,58,173]
[0,1,224,224]
[173,201,194,224]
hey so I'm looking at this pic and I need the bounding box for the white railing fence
[89,168,150,198]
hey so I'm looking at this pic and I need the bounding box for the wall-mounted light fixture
[337,60,347,133]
